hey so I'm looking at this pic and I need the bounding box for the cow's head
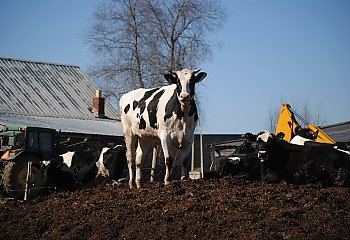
[256,131,285,163]
[164,69,207,104]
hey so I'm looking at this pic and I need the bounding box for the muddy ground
[1,177,350,240]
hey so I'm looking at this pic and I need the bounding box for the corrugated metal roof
[0,113,123,136]
[321,121,350,143]
[0,57,119,120]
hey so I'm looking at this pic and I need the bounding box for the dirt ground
[1,177,350,240]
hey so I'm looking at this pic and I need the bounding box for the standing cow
[119,69,207,188]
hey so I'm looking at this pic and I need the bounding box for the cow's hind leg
[135,140,148,189]
[124,132,137,189]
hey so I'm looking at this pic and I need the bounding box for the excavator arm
[275,103,335,144]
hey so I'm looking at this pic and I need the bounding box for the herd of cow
[213,130,350,187]
[42,146,127,191]
[41,69,350,192]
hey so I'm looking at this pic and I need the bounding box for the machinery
[0,125,94,200]
[275,103,335,144]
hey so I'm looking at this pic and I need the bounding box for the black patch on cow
[133,100,138,110]
[165,156,174,167]
[124,104,130,114]
[102,146,127,181]
[164,89,184,121]
[139,116,146,129]
[189,76,196,97]
[138,88,159,115]
[147,90,165,129]
[72,151,100,184]
[176,81,182,96]
[189,99,198,122]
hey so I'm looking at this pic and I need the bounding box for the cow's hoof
[164,181,170,186]
[181,176,187,180]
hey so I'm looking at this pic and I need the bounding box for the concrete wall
[190,134,242,178]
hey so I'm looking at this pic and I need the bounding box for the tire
[2,154,44,200]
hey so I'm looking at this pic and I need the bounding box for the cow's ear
[276,132,285,142]
[195,72,207,83]
[164,73,177,84]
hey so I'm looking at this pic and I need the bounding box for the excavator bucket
[308,124,335,144]
[275,103,336,144]
[275,104,300,142]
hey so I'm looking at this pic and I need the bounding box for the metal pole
[150,146,158,182]
[200,134,204,178]
[24,161,32,201]
[191,141,195,172]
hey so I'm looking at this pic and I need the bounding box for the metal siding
[0,57,118,120]
[321,121,350,143]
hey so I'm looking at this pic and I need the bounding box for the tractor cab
[0,126,57,200]
[0,126,57,161]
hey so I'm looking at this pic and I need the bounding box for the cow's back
[120,85,177,138]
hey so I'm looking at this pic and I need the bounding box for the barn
[0,57,123,147]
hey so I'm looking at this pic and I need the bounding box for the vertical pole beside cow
[119,69,207,188]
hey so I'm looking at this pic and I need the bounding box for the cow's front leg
[180,155,189,180]
[178,144,191,180]
[164,156,174,185]
[160,135,173,185]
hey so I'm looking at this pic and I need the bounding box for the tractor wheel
[2,154,44,200]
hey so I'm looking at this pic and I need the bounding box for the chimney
[92,89,105,118]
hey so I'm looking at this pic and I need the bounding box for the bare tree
[86,0,226,106]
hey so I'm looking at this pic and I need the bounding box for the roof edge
[0,112,120,123]
[0,56,80,68]
[321,120,350,129]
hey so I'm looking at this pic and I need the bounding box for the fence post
[24,161,32,201]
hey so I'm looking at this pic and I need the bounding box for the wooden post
[150,146,158,182]
[24,161,32,201]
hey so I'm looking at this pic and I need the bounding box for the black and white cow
[209,133,261,180]
[119,69,207,188]
[289,127,318,146]
[257,131,350,186]
[43,146,127,190]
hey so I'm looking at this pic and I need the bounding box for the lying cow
[257,131,350,186]
[209,133,261,180]
[120,69,207,188]
[289,127,318,146]
[43,146,127,191]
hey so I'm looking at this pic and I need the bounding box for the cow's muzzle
[179,93,190,103]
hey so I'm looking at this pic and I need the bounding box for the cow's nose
[180,93,189,100]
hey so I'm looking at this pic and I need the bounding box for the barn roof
[321,121,350,143]
[0,57,122,136]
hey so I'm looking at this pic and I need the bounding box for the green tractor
[0,125,93,200]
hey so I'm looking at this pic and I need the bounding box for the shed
[0,57,122,140]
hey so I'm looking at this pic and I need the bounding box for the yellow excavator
[275,103,335,144]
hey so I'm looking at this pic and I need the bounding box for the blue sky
[1,0,349,134]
